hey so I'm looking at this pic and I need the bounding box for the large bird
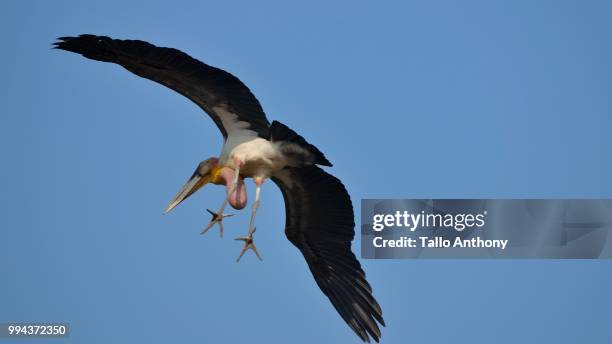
[54,34,384,342]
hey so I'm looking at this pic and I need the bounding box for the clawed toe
[202,208,234,237]
[235,228,262,262]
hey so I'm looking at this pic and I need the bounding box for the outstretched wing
[54,34,270,139]
[272,166,385,343]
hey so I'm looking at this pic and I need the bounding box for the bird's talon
[202,209,234,237]
[235,231,262,262]
[206,208,234,221]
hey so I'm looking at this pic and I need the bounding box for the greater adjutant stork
[54,35,384,342]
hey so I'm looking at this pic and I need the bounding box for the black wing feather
[54,34,270,139]
[272,166,384,342]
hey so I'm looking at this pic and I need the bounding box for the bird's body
[221,135,286,178]
[54,34,384,343]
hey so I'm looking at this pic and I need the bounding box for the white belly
[219,135,287,178]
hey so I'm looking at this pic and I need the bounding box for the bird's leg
[235,177,264,262]
[247,177,263,237]
[201,158,242,237]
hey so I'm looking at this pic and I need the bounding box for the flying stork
[54,35,384,342]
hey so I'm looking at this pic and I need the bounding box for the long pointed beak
[164,168,212,214]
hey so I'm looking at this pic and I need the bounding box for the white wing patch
[213,105,253,134]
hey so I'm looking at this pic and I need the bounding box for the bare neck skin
[217,166,247,210]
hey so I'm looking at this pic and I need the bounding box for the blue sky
[1,1,611,343]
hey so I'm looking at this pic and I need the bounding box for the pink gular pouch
[218,166,247,210]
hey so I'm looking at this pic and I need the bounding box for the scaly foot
[234,228,262,262]
[202,208,234,237]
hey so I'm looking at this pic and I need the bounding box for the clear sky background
[1,1,611,343]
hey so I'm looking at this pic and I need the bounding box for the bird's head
[164,157,248,213]
[164,157,223,213]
